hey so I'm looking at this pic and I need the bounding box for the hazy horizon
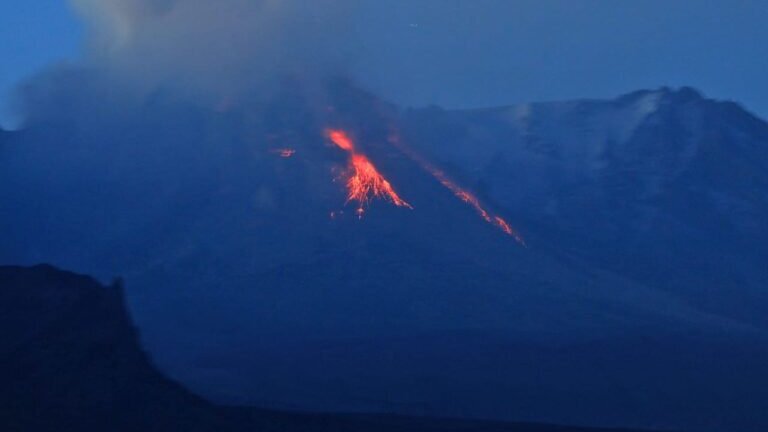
[2,0,768,129]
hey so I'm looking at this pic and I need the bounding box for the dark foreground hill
[0,264,646,432]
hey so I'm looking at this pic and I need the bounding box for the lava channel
[387,132,526,246]
[326,129,412,218]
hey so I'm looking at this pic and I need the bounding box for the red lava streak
[326,129,412,218]
[387,132,526,245]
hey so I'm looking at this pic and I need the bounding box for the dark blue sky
[1,1,767,128]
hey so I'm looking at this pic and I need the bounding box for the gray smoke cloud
[66,0,360,103]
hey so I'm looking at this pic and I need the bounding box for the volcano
[1,82,768,431]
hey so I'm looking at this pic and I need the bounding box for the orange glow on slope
[326,129,412,217]
[387,132,526,246]
[493,216,516,237]
[327,130,355,151]
[270,148,296,158]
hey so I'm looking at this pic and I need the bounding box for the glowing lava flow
[388,133,526,246]
[327,130,354,151]
[326,129,412,218]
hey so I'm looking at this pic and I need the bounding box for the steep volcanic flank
[2,83,768,431]
[323,124,523,242]
[399,87,768,329]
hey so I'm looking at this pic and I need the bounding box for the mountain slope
[0,264,651,432]
[401,87,768,328]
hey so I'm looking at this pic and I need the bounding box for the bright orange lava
[387,132,526,245]
[327,130,355,151]
[326,129,412,218]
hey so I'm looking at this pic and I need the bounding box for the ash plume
[15,0,362,125]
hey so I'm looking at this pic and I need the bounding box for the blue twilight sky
[1,1,767,129]
[0,1,81,128]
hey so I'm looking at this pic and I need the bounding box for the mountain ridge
[401,85,768,329]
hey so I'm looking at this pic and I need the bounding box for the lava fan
[326,129,412,218]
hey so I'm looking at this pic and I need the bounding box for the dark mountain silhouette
[1,83,767,431]
[0,264,648,432]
